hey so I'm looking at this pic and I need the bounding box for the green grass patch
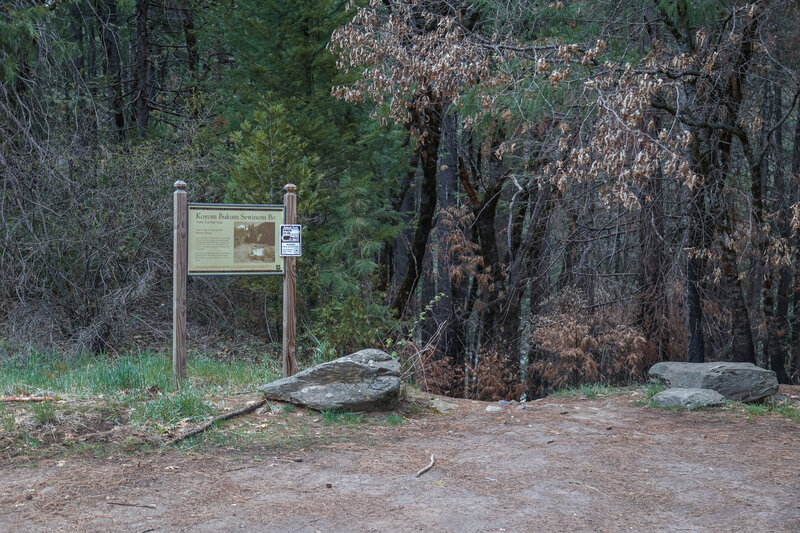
[133,387,214,429]
[0,349,276,397]
[553,383,616,398]
[642,380,666,400]
[384,414,403,426]
[633,380,667,406]
[321,410,367,426]
[0,403,16,431]
[30,401,57,425]
[736,398,800,421]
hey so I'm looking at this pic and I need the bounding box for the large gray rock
[259,349,400,412]
[649,362,778,402]
[651,388,726,409]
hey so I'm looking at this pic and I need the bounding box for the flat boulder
[259,349,400,412]
[648,362,778,402]
[651,388,726,409]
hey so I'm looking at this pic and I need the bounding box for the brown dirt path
[1,392,799,532]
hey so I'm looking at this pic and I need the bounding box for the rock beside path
[259,349,400,412]
[649,362,778,402]
[430,398,458,413]
[651,388,726,409]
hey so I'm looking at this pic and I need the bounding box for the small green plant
[633,380,666,406]
[384,414,403,426]
[282,403,294,414]
[552,383,612,398]
[384,292,445,364]
[738,399,800,421]
[135,387,214,428]
[746,403,768,416]
[0,404,15,431]
[643,380,666,400]
[31,401,57,425]
[321,410,366,426]
[305,327,338,366]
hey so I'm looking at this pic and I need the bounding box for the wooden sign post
[172,181,298,385]
[282,183,298,377]
[173,180,188,388]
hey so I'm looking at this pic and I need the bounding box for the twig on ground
[166,399,266,446]
[0,396,54,402]
[415,454,435,477]
[568,480,608,496]
[106,501,157,509]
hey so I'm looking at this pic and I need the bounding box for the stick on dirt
[0,396,54,402]
[166,399,266,446]
[415,454,435,477]
[106,501,157,509]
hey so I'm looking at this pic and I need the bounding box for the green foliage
[0,403,16,432]
[203,0,358,144]
[384,414,403,426]
[0,4,49,84]
[31,401,57,425]
[654,0,726,30]
[643,381,666,401]
[321,409,366,426]
[227,98,321,206]
[0,350,269,397]
[309,296,394,358]
[553,383,614,398]
[134,387,214,428]
[226,97,403,355]
[0,350,169,395]
[740,399,800,421]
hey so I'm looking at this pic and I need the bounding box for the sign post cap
[174,180,187,190]
[284,183,297,193]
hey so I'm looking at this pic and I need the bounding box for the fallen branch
[106,501,157,509]
[415,454,435,477]
[0,396,54,402]
[166,399,266,446]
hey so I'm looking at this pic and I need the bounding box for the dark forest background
[3,0,800,399]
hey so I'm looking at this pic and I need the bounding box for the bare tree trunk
[639,170,669,361]
[763,82,790,382]
[96,0,125,138]
[391,102,443,318]
[498,183,552,385]
[182,1,198,75]
[132,0,150,133]
[433,108,469,390]
[790,106,800,382]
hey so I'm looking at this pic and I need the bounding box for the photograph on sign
[280,224,302,257]
[188,204,285,275]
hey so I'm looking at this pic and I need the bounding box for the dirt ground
[1,388,799,533]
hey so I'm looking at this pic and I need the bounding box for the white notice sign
[280,224,302,257]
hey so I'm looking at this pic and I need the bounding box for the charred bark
[391,102,443,318]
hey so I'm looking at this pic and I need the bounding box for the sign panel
[187,204,284,275]
[280,224,302,257]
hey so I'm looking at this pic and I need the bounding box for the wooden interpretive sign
[187,204,284,276]
[173,186,298,387]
